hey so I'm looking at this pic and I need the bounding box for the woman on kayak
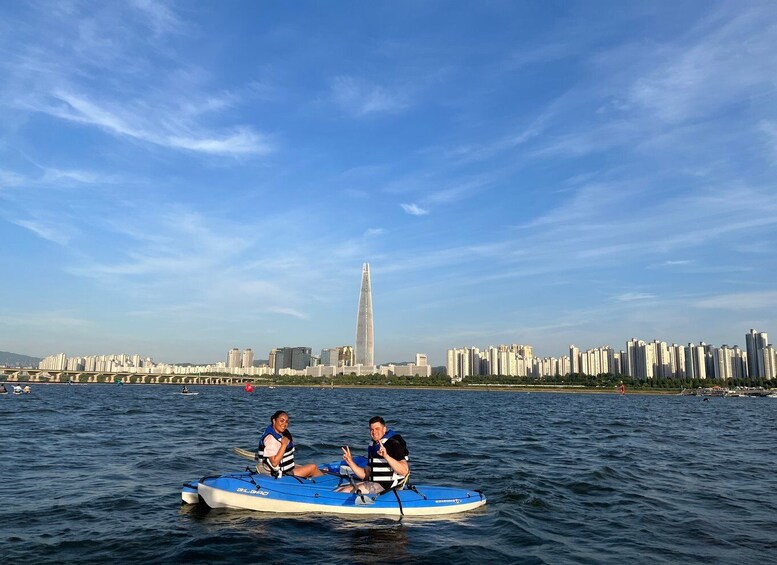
[256,410,324,479]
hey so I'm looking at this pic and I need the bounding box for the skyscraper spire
[355,263,374,366]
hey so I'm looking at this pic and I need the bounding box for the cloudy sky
[2,1,776,365]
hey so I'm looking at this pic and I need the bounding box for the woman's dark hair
[271,410,288,423]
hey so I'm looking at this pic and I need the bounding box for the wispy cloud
[400,203,428,216]
[39,167,120,185]
[267,307,308,320]
[12,218,74,245]
[0,311,93,329]
[693,291,777,310]
[628,6,777,125]
[1,3,273,159]
[331,76,409,117]
[27,90,273,156]
[611,292,656,302]
[0,170,26,188]
[74,210,251,278]
[442,113,549,163]
[760,120,777,163]
[56,205,359,325]
[646,259,695,270]
[129,0,185,36]
[424,172,500,206]
[343,188,370,199]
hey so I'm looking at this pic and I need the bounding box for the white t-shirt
[262,434,282,458]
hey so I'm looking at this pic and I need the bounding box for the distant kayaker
[182,385,189,393]
[256,410,324,479]
[339,416,409,494]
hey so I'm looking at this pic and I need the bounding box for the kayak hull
[182,481,199,504]
[182,459,486,517]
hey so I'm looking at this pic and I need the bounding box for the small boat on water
[182,456,486,517]
[179,391,200,396]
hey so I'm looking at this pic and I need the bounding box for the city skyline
[2,3,777,366]
[448,328,775,381]
[27,326,772,375]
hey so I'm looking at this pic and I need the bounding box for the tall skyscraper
[355,263,374,366]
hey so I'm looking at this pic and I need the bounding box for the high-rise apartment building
[764,344,776,379]
[686,342,707,380]
[746,329,769,378]
[569,345,580,374]
[355,263,374,366]
[242,348,254,369]
[39,353,68,371]
[227,348,241,368]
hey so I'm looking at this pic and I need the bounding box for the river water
[1,385,775,564]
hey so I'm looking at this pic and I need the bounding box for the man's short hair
[369,416,385,426]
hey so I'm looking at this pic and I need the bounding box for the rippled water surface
[2,385,776,564]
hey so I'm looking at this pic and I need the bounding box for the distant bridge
[0,367,262,386]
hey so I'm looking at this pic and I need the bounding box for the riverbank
[2,380,679,395]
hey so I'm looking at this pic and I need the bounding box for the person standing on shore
[256,410,324,479]
[339,416,409,494]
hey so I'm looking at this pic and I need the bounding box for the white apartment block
[242,348,254,369]
[227,348,241,368]
[380,363,432,377]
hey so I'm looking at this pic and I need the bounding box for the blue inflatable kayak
[182,457,486,517]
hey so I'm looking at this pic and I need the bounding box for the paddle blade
[233,447,257,461]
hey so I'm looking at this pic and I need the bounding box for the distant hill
[0,351,41,367]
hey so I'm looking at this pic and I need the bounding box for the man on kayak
[339,416,409,494]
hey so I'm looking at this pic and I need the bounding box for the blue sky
[2,1,777,366]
